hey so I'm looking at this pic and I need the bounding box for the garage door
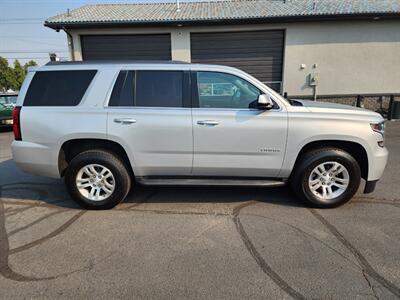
[191,30,284,92]
[81,34,171,60]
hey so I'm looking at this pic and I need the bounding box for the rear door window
[108,70,185,108]
[135,71,183,107]
[24,70,97,106]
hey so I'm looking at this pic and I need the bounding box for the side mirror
[257,94,274,110]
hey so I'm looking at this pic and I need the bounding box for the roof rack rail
[45,60,190,65]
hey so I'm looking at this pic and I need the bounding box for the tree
[0,57,15,92]
[0,56,38,92]
[13,60,25,91]
[0,57,9,91]
[24,60,37,73]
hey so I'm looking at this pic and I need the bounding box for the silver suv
[12,61,388,209]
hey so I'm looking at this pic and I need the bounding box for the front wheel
[64,150,131,209]
[290,148,361,208]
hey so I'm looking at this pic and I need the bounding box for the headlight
[370,121,385,147]
[370,121,385,136]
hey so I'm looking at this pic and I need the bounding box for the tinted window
[24,70,96,106]
[136,71,183,107]
[109,71,135,106]
[197,72,261,109]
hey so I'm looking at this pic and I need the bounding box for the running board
[137,177,286,187]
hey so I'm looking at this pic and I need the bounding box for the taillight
[13,106,22,141]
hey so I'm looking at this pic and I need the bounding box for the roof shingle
[45,0,400,27]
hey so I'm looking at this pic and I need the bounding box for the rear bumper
[11,140,60,178]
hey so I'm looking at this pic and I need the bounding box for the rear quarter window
[23,70,97,106]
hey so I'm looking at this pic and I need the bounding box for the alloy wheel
[308,161,350,202]
[76,164,115,201]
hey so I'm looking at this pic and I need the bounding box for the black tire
[64,149,131,209]
[290,148,361,208]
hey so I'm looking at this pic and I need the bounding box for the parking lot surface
[0,123,399,299]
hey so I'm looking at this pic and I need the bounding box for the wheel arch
[58,138,134,178]
[290,140,369,180]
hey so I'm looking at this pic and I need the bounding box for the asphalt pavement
[0,122,399,299]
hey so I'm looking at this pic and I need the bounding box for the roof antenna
[176,0,181,12]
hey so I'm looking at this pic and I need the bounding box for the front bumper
[364,180,378,194]
[368,146,388,181]
[363,144,388,193]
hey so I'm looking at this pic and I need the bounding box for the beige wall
[284,20,400,96]
[68,20,400,96]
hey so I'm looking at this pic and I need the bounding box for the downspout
[313,85,318,101]
[62,27,75,61]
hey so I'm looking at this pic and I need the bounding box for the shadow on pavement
[0,159,304,210]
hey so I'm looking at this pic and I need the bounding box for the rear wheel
[290,148,361,208]
[64,150,131,209]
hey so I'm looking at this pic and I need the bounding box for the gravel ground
[0,122,399,299]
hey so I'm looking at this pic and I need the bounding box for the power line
[3,56,68,59]
[0,22,44,24]
[1,0,115,2]
[2,54,68,58]
[5,37,66,47]
[0,18,45,21]
[2,0,83,1]
[0,35,64,39]
[0,18,46,24]
[1,50,68,53]
[5,57,69,60]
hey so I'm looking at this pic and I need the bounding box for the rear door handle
[114,118,137,125]
[197,120,219,126]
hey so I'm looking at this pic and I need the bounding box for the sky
[0,0,201,66]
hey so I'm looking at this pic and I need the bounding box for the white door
[107,70,192,177]
[192,71,287,177]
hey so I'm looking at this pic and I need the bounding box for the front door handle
[197,120,219,126]
[114,118,137,125]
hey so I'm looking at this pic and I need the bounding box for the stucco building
[45,0,400,99]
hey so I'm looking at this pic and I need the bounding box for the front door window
[197,72,261,109]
